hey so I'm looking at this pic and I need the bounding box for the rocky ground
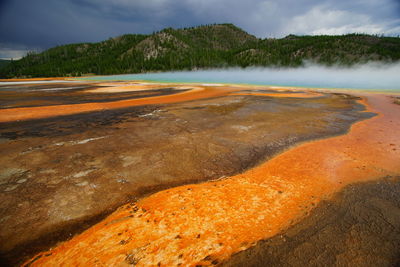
[0,82,372,265]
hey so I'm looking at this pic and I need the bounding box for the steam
[86,62,400,92]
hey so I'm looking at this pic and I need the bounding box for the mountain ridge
[1,23,400,78]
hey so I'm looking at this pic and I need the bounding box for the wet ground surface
[0,105,160,139]
[0,81,374,266]
[22,92,400,267]
[222,176,400,267]
[0,82,185,109]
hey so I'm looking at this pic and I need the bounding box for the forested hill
[1,23,400,78]
[0,59,11,70]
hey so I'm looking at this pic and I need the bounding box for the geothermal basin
[0,78,399,266]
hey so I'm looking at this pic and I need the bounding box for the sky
[0,0,399,59]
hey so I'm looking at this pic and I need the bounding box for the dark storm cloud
[0,0,399,59]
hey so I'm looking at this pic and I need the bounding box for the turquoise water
[78,65,400,92]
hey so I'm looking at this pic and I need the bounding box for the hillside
[1,24,400,78]
[0,59,11,70]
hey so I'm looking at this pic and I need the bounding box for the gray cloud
[0,0,399,58]
[0,44,38,60]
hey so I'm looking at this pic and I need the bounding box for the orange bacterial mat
[0,86,234,123]
[24,94,400,266]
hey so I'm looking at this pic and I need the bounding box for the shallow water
[77,64,400,92]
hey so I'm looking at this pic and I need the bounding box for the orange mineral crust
[0,77,68,82]
[24,94,400,266]
[0,86,235,123]
[231,91,324,98]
